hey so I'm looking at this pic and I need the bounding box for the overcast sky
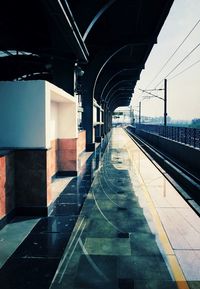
[130,0,200,121]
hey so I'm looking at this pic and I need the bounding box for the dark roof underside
[0,0,174,111]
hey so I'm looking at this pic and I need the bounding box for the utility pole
[139,101,141,124]
[130,106,136,126]
[139,78,168,127]
[132,109,135,126]
[164,78,167,127]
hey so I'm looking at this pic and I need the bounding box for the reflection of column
[101,108,104,137]
[95,106,101,142]
[107,110,110,131]
[108,110,112,131]
[106,107,111,132]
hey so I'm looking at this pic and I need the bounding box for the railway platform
[0,128,199,289]
[50,127,200,289]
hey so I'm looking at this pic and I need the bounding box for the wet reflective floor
[48,128,200,289]
[0,143,105,289]
[0,128,199,289]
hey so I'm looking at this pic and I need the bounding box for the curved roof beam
[98,69,127,102]
[110,99,130,113]
[99,68,139,103]
[92,45,133,103]
[103,86,132,109]
[82,44,131,105]
[83,0,116,41]
[109,94,131,110]
[107,93,131,108]
[103,79,134,104]
[93,62,142,101]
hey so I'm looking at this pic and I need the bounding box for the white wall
[0,80,78,149]
[58,102,77,139]
[0,81,46,148]
[45,81,78,142]
[50,102,59,141]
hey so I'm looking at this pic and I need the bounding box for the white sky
[130,0,200,121]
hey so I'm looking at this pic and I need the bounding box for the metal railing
[135,124,200,149]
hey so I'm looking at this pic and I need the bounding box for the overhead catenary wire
[155,41,200,88]
[169,58,200,80]
[145,19,200,88]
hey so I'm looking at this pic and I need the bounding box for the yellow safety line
[124,134,190,289]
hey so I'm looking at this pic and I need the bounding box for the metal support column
[139,101,141,124]
[164,78,167,127]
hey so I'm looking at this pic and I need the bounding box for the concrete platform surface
[49,128,200,289]
[0,128,199,289]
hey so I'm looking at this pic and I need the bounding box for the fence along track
[125,127,200,216]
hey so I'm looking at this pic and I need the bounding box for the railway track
[125,127,200,216]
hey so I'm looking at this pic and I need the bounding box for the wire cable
[169,58,200,80]
[146,19,200,88]
[155,41,200,87]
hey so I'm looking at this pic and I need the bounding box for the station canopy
[0,0,174,112]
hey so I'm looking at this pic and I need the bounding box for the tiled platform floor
[49,128,200,289]
[0,128,199,289]
[0,143,104,289]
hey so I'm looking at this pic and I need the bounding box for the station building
[0,0,174,223]
[2,2,200,289]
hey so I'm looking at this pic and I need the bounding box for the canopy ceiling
[0,0,174,111]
